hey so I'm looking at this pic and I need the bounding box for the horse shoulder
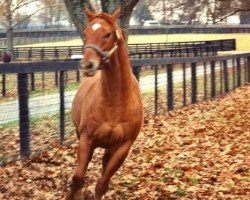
[71,72,101,130]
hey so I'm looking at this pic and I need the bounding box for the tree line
[134,0,250,25]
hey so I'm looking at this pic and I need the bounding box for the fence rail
[0,52,249,160]
[0,25,250,40]
[0,40,235,97]
[0,39,235,61]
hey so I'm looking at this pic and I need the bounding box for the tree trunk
[101,0,139,38]
[64,0,139,41]
[64,0,93,39]
[6,0,13,59]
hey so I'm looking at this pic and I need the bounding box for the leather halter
[83,16,120,63]
[84,43,118,63]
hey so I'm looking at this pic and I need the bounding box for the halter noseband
[84,43,118,63]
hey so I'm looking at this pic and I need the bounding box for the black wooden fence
[0,25,250,39]
[0,39,235,61]
[0,39,236,97]
[0,53,250,160]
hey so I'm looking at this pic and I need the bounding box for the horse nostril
[86,62,94,69]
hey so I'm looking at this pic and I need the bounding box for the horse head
[81,7,124,76]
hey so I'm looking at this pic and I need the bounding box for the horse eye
[104,33,111,38]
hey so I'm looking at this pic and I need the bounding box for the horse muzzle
[81,61,100,77]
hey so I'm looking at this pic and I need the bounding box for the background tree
[178,0,203,24]
[63,0,140,39]
[145,0,201,25]
[0,0,69,54]
[39,0,67,28]
[15,13,31,29]
[132,0,153,25]
[204,0,239,24]
[238,0,250,24]
[0,0,14,54]
[0,0,40,55]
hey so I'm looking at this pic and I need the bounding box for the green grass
[17,33,250,51]
[0,120,19,129]
[189,177,200,186]
[0,71,81,104]
[176,188,186,197]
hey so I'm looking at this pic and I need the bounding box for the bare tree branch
[12,0,38,12]
[215,9,250,24]
[165,1,189,12]
[12,5,59,28]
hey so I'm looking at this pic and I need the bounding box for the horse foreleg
[102,149,111,174]
[94,141,133,200]
[66,134,93,200]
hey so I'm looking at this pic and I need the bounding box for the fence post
[76,70,80,82]
[170,49,173,57]
[191,62,197,104]
[211,61,216,98]
[182,63,187,106]
[236,57,241,87]
[186,48,190,57]
[18,73,31,158]
[55,47,59,60]
[68,47,72,58]
[232,39,236,50]
[232,59,236,89]
[223,60,229,92]
[59,71,65,144]
[14,48,19,60]
[248,56,250,83]
[42,72,45,89]
[55,71,59,87]
[205,46,209,56]
[2,74,6,96]
[132,66,140,82]
[204,62,208,100]
[199,46,203,56]
[28,48,32,61]
[41,48,45,60]
[154,65,158,115]
[167,64,173,111]
[219,61,223,94]
[30,73,35,91]
[193,47,198,57]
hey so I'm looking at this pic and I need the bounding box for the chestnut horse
[66,8,143,200]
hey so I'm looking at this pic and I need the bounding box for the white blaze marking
[92,23,102,31]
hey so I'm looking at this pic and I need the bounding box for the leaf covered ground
[0,85,250,199]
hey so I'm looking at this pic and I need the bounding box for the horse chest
[83,105,138,147]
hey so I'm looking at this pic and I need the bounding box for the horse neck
[100,42,133,103]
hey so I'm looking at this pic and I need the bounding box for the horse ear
[116,28,125,44]
[84,7,95,20]
[111,7,121,20]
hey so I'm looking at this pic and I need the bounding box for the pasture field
[17,33,250,51]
